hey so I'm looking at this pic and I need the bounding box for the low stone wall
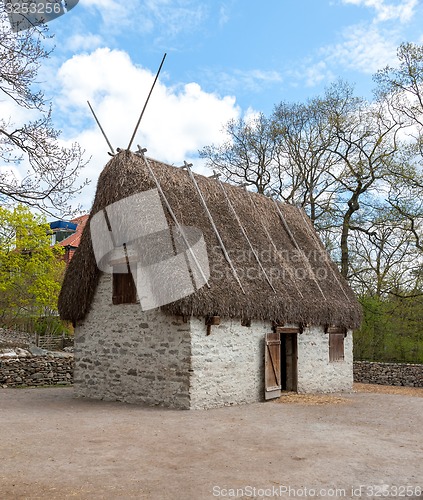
[3,356,422,391]
[0,328,34,348]
[354,361,423,387]
[0,354,74,387]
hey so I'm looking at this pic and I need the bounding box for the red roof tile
[59,214,89,249]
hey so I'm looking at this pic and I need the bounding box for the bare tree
[199,113,278,195]
[374,42,423,130]
[271,100,340,227]
[373,42,423,253]
[349,206,420,297]
[0,9,88,215]
[318,81,401,278]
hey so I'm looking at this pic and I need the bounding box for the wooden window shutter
[329,332,345,362]
[112,271,137,305]
[264,332,281,400]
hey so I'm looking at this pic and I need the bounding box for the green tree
[0,205,65,319]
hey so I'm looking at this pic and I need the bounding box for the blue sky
[4,0,423,210]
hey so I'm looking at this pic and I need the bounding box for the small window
[329,332,345,362]
[112,271,137,304]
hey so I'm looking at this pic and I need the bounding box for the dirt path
[0,384,422,499]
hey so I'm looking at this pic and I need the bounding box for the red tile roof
[59,214,89,251]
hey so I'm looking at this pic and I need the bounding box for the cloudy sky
[6,0,423,211]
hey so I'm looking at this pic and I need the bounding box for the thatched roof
[58,150,362,329]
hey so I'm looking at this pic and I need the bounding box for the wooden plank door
[264,332,281,400]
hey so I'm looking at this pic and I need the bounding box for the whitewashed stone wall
[74,274,354,409]
[297,327,353,393]
[189,318,270,409]
[74,274,192,409]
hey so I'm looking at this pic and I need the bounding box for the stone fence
[0,354,74,387]
[0,328,34,348]
[1,356,422,389]
[354,361,423,387]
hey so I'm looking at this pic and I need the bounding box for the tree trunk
[341,191,360,278]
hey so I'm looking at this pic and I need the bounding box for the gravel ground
[0,384,422,500]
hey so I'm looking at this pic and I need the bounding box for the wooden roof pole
[87,100,115,156]
[136,147,210,289]
[182,162,245,295]
[297,207,350,301]
[216,179,276,293]
[273,198,327,301]
[127,54,166,151]
[247,191,304,299]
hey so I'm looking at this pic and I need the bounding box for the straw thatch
[58,150,362,329]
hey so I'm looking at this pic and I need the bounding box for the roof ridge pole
[136,147,210,289]
[273,198,327,301]
[248,192,304,299]
[217,180,276,293]
[297,207,350,301]
[127,53,167,151]
[182,161,245,295]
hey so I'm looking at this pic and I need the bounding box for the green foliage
[34,316,73,336]
[354,294,423,363]
[0,205,66,318]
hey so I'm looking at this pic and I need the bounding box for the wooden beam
[276,326,301,335]
[326,326,347,335]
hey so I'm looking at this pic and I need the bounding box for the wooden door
[264,332,281,400]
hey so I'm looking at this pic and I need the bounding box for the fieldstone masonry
[0,354,74,387]
[0,328,34,348]
[74,274,192,408]
[189,318,268,409]
[73,273,355,409]
[298,328,353,393]
[354,361,423,387]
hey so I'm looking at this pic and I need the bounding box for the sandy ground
[0,384,422,500]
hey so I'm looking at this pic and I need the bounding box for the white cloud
[321,23,399,74]
[341,0,418,23]
[54,48,241,209]
[78,0,208,38]
[143,0,208,37]
[79,0,140,32]
[290,0,419,89]
[304,61,332,87]
[0,165,22,186]
[210,68,283,96]
[219,4,230,26]
[66,33,104,52]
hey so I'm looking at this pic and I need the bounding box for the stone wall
[0,354,74,387]
[189,318,268,409]
[297,327,353,393]
[0,328,34,348]
[72,274,356,409]
[354,361,423,387]
[74,273,192,409]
